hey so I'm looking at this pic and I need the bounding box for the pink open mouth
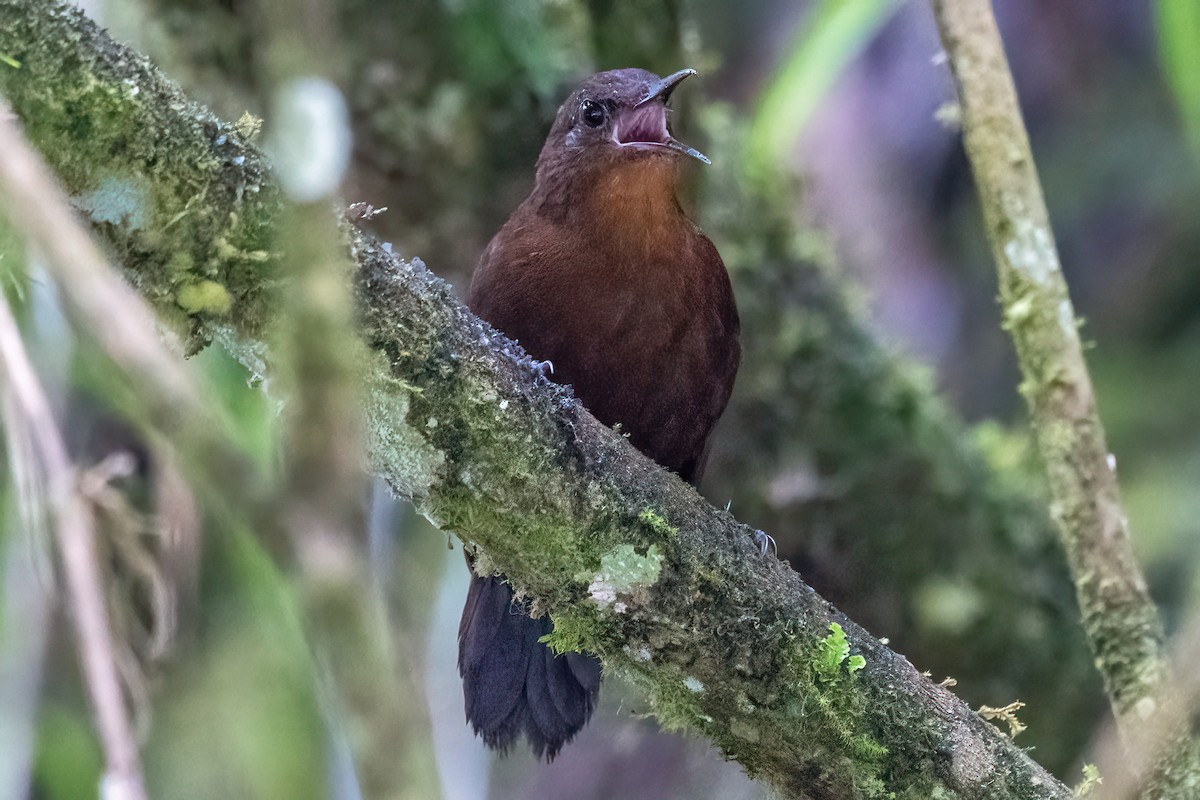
[614,105,671,148]
[612,105,710,164]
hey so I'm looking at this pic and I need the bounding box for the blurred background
[4,0,1200,798]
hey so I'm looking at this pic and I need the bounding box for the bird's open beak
[635,68,697,109]
[624,68,710,164]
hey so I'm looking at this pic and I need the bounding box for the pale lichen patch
[583,543,664,611]
[949,720,996,786]
[1057,298,1074,337]
[362,362,445,500]
[75,174,150,230]
[1002,217,1059,287]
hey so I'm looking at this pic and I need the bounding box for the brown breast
[469,165,739,484]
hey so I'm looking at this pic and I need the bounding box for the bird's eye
[580,99,606,128]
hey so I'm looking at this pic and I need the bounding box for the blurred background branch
[931,0,1200,794]
[0,57,438,800]
[1155,0,1200,157]
[0,134,146,795]
[253,0,441,794]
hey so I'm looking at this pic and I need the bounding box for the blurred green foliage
[1156,0,1200,155]
[143,525,326,800]
[34,707,103,800]
[746,0,899,171]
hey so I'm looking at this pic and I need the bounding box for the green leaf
[1156,0,1200,154]
[1073,763,1102,798]
[746,0,900,172]
[0,53,20,69]
[816,622,867,679]
[816,621,851,678]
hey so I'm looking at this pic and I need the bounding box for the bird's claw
[531,359,555,379]
[752,529,777,557]
[345,201,388,223]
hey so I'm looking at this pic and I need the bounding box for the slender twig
[930,0,1200,792]
[0,391,53,800]
[0,293,147,799]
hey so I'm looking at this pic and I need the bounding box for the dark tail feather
[458,572,601,760]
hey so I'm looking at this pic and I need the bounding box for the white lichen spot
[362,359,445,500]
[583,544,664,611]
[1003,217,1060,286]
[622,644,653,662]
[1005,295,1034,326]
[270,77,352,202]
[426,417,438,429]
[498,399,509,411]
[1135,696,1157,720]
[75,175,150,230]
[1058,299,1075,336]
[1106,453,1117,471]
[587,579,617,607]
[683,676,704,693]
[934,101,961,131]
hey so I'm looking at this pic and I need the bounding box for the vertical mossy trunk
[932,0,1200,795]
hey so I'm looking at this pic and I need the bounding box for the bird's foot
[345,201,388,223]
[751,529,777,557]
[531,359,555,380]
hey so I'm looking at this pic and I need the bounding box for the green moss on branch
[0,0,280,346]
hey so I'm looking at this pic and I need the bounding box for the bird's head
[534,68,709,190]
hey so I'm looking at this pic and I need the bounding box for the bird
[458,67,741,760]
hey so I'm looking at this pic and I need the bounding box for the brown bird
[458,67,741,760]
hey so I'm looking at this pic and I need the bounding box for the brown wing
[470,207,739,483]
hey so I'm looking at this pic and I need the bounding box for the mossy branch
[1,2,1073,797]
[930,0,1200,794]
